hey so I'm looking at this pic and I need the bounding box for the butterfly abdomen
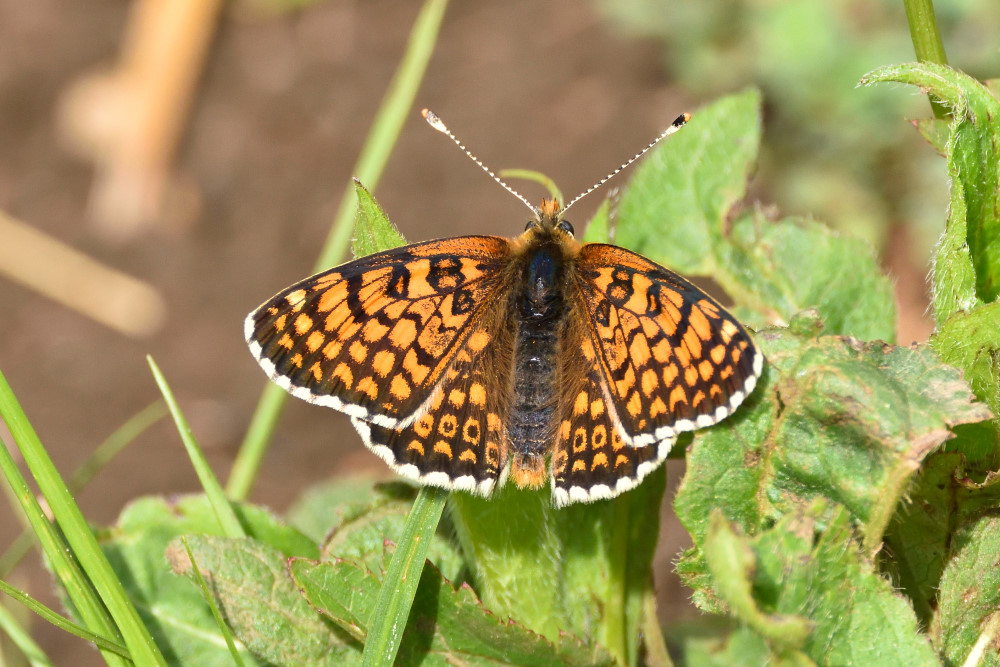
[507,242,564,487]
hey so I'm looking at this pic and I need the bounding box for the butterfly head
[524,198,575,239]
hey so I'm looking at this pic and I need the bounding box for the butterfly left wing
[570,243,763,448]
[245,236,510,428]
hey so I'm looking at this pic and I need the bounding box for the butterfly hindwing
[245,236,511,428]
[572,243,763,447]
[552,364,673,507]
[351,324,514,494]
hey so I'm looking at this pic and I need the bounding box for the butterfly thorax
[507,209,576,488]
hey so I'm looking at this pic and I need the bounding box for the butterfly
[245,111,762,507]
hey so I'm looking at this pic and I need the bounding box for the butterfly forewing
[245,236,511,428]
[572,244,763,448]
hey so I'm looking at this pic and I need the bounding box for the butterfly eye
[525,220,538,231]
[558,220,575,236]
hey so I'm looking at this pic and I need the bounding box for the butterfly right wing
[570,243,762,448]
[245,236,511,428]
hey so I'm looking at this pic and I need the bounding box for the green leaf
[100,495,316,665]
[557,467,667,666]
[615,89,761,276]
[179,539,246,667]
[675,325,991,592]
[669,624,772,667]
[168,535,350,666]
[750,506,938,665]
[914,118,950,157]
[612,89,896,340]
[290,553,615,666]
[702,511,811,649]
[721,212,896,340]
[695,504,939,665]
[447,486,564,641]
[352,179,406,259]
[862,62,1000,314]
[933,302,1000,420]
[934,516,1000,665]
[448,468,666,666]
[317,481,465,584]
[582,196,612,244]
[286,477,411,544]
[882,440,1000,630]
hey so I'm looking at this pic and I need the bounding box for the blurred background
[1,0,997,662]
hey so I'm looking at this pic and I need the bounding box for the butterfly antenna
[422,109,540,219]
[560,112,691,216]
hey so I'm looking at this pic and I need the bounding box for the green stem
[362,485,448,666]
[641,591,674,667]
[226,0,449,501]
[605,500,630,666]
[902,0,950,118]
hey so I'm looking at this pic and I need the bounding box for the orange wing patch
[246,236,511,427]
[573,244,763,447]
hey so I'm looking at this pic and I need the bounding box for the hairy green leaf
[99,496,316,665]
[168,535,350,666]
[352,179,406,258]
[696,505,938,665]
[676,323,990,597]
[290,554,615,666]
[933,302,1000,420]
[862,62,1000,315]
[934,516,1000,665]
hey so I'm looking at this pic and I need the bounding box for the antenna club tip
[673,112,692,127]
[422,108,447,132]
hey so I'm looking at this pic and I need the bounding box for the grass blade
[226,0,450,502]
[181,538,247,666]
[0,578,128,659]
[0,400,165,578]
[148,356,245,538]
[0,367,166,665]
[0,441,128,665]
[0,595,54,667]
[362,485,448,666]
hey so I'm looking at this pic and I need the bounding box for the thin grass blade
[362,485,448,666]
[148,356,245,539]
[0,579,128,659]
[0,368,165,665]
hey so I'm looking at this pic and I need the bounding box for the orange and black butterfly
[245,111,762,507]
